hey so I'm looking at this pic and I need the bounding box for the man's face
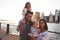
[25,13,32,21]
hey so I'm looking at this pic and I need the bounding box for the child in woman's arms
[28,21,40,40]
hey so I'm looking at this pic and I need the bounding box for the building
[44,16,49,22]
[41,12,44,19]
[32,12,40,21]
[49,12,53,23]
[58,10,60,22]
[55,9,59,22]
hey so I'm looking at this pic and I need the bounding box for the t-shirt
[22,8,32,20]
[22,8,32,15]
[28,27,40,37]
[17,19,32,40]
[17,19,24,31]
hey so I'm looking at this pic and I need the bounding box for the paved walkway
[0,30,19,40]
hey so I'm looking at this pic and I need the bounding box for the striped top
[36,31,48,40]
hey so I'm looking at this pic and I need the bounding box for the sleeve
[41,35,48,40]
[38,31,48,40]
[28,27,33,36]
[22,8,27,15]
[31,27,38,37]
[31,27,35,34]
[17,20,22,31]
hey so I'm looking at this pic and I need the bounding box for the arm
[31,27,38,36]
[17,21,21,31]
[22,8,27,16]
[17,20,25,31]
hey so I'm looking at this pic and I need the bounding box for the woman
[22,2,32,16]
[37,19,48,40]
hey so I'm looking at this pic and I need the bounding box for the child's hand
[30,35,34,37]
[30,35,35,40]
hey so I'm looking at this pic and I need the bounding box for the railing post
[6,24,9,34]
[0,38,1,40]
[0,23,1,30]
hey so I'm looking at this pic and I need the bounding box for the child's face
[33,22,38,27]
[22,13,25,16]
[39,21,45,29]
[26,4,31,9]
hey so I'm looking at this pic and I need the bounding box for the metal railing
[0,22,60,40]
[0,22,18,40]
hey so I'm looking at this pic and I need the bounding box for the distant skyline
[0,0,60,22]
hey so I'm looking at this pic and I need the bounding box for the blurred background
[0,0,60,25]
[0,0,60,40]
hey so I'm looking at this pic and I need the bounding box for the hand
[19,22,24,31]
[30,35,35,40]
[21,20,26,24]
[19,20,26,31]
[30,35,34,39]
[19,25,24,31]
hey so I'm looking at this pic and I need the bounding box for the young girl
[22,2,32,16]
[28,21,40,40]
[37,19,48,40]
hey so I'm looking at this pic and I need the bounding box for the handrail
[0,22,17,40]
[48,31,60,34]
[0,22,60,34]
[0,22,60,40]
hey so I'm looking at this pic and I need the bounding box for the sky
[0,0,60,24]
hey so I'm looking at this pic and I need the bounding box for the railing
[0,22,19,40]
[0,23,13,34]
[0,22,60,40]
[0,23,1,30]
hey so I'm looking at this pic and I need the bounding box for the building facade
[49,12,53,23]
[58,10,60,22]
[55,9,59,22]
[41,12,44,19]
[32,12,40,21]
[44,16,49,22]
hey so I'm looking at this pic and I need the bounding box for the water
[47,23,60,40]
[48,23,60,32]
[1,24,19,35]
[1,23,60,40]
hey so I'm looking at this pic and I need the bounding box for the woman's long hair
[39,19,48,31]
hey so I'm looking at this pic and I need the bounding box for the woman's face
[39,21,45,29]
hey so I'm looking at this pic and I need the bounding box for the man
[17,11,33,40]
